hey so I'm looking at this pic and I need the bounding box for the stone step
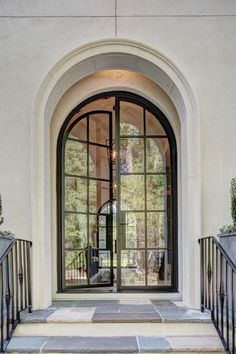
[6,335,225,353]
[18,300,212,325]
[8,300,225,353]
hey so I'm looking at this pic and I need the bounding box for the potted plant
[218,178,236,263]
[219,178,236,236]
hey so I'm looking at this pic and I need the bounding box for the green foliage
[219,178,236,234]
[0,195,14,236]
[231,178,236,226]
[0,194,4,226]
[219,224,236,234]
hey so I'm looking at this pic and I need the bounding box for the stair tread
[6,335,225,353]
[20,300,211,324]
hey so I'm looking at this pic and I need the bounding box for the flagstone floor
[20,299,211,323]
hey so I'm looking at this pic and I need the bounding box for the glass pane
[69,117,87,141]
[89,114,110,145]
[89,180,110,213]
[119,212,145,249]
[147,212,170,248]
[89,215,98,248]
[146,175,166,210]
[65,177,87,212]
[89,145,109,180]
[90,250,111,284]
[121,250,145,286]
[147,250,171,286]
[146,111,166,136]
[120,175,145,210]
[98,215,107,249]
[65,213,87,249]
[146,138,170,173]
[65,250,88,286]
[120,101,144,136]
[65,140,87,176]
[120,138,144,173]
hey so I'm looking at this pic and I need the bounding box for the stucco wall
[0,0,236,307]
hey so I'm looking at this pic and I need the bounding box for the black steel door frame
[57,91,178,293]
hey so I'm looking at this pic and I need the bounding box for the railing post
[200,238,205,312]
[219,254,225,338]
[0,263,4,353]
[211,242,215,321]
[5,255,11,340]
[231,269,235,354]
[18,241,24,311]
[207,237,212,310]
[26,242,32,313]
[216,247,219,328]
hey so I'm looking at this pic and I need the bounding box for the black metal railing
[65,250,86,285]
[199,236,236,353]
[0,238,32,352]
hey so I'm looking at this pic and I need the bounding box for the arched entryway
[31,39,200,309]
[57,92,177,292]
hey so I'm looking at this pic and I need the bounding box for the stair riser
[14,322,218,337]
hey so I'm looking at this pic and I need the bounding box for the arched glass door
[58,93,177,292]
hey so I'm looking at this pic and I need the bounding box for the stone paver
[6,336,48,353]
[42,336,138,353]
[151,300,177,308]
[52,301,77,307]
[138,336,171,353]
[7,335,224,353]
[166,336,225,352]
[21,309,56,323]
[92,312,162,322]
[47,307,95,322]
[150,300,211,322]
[157,307,211,322]
[119,305,156,313]
[18,300,211,324]
[120,300,152,305]
[94,305,120,313]
[75,300,119,307]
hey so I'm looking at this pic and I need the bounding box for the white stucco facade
[0,0,236,309]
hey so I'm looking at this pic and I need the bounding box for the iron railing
[0,238,32,352]
[199,236,236,353]
[65,250,86,285]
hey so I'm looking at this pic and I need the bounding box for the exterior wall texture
[0,0,236,308]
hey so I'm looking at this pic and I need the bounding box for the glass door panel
[63,111,113,289]
[117,99,174,290]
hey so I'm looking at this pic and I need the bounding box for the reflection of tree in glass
[65,214,87,249]
[64,140,90,267]
[120,123,141,136]
[146,139,164,173]
[120,138,144,173]
[65,140,87,176]
[126,213,145,248]
[147,213,165,248]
